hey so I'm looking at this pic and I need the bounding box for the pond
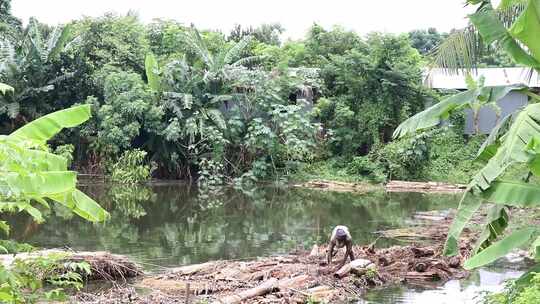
[6,183,522,303]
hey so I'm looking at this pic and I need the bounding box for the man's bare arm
[346,239,355,261]
[327,241,335,265]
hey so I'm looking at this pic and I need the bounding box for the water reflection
[361,266,523,304]
[7,183,459,268]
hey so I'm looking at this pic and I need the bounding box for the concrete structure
[424,68,540,134]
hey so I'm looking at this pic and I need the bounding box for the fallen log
[170,262,215,275]
[216,278,278,304]
[278,274,310,290]
[0,249,142,281]
[385,180,466,193]
[334,259,374,279]
[139,278,207,295]
[307,286,336,302]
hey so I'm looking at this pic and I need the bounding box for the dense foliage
[0,1,460,184]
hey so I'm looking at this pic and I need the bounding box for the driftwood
[215,275,310,304]
[170,262,215,275]
[385,180,466,193]
[334,259,374,279]
[307,286,335,302]
[294,180,378,193]
[217,278,278,304]
[0,249,142,281]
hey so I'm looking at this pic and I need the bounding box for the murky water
[5,183,521,303]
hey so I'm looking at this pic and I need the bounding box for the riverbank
[294,179,466,194]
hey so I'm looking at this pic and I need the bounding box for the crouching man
[327,225,355,267]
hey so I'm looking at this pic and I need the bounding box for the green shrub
[346,156,386,183]
[372,131,430,180]
[484,272,540,304]
[53,144,75,167]
[109,149,154,184]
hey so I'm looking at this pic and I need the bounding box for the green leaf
[532,236,540,261]
[0,221,9,236]
[509,0,540,63]
[47,25,72,60]
[476,114,513,162]
[393,90,476,139]
[48,190,109,222]
[514,263,540,288]
[10,105,92,143]
[470,3,540,68]
[145,52,161,92]
[0,83,14,95]
[480,180,540,207]
[472,205,509,254]
[393,85,523,139]
[463,227,536,269]
[444,194,483,256]
[5,171,77,196]
[470,103,540,192]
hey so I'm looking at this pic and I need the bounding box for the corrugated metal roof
[424,67,540,89]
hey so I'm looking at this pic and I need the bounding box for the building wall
[464,91,528,134]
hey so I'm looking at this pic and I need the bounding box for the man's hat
[336,228,347,238]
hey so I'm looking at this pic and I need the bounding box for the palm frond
[430,2,527,73]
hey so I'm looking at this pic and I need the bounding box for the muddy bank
[295,179,466,194]
[74,213,475,304]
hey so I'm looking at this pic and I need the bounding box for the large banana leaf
[469,103,540,192]
[472,205,509,254]
[509,0,540,62]
[480,180,540,206]
[145,52,161,92]
[9,104,91,143]
[463,227,536,269]
[393,85,522,139]
[444,194,482,256]
[5,171,76,196]
[470,3,540,68]
[48,190,109,222]
[476,114,513,162]
[47,25,72,60]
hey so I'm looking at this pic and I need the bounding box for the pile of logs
[385,180,466,193]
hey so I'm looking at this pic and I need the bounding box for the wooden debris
[74,211,475,304]
[386,180,466,193]
[170,262,215,275]
[139,278,205,295]
[217,278,278,304]
[309,245,319,257]
[294,180,378,193]
[334,259,374,279]
[307,286,335,302]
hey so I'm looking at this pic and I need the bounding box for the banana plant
[0,18,76,121]
[395,0,540,272]
[0,99,108,240]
